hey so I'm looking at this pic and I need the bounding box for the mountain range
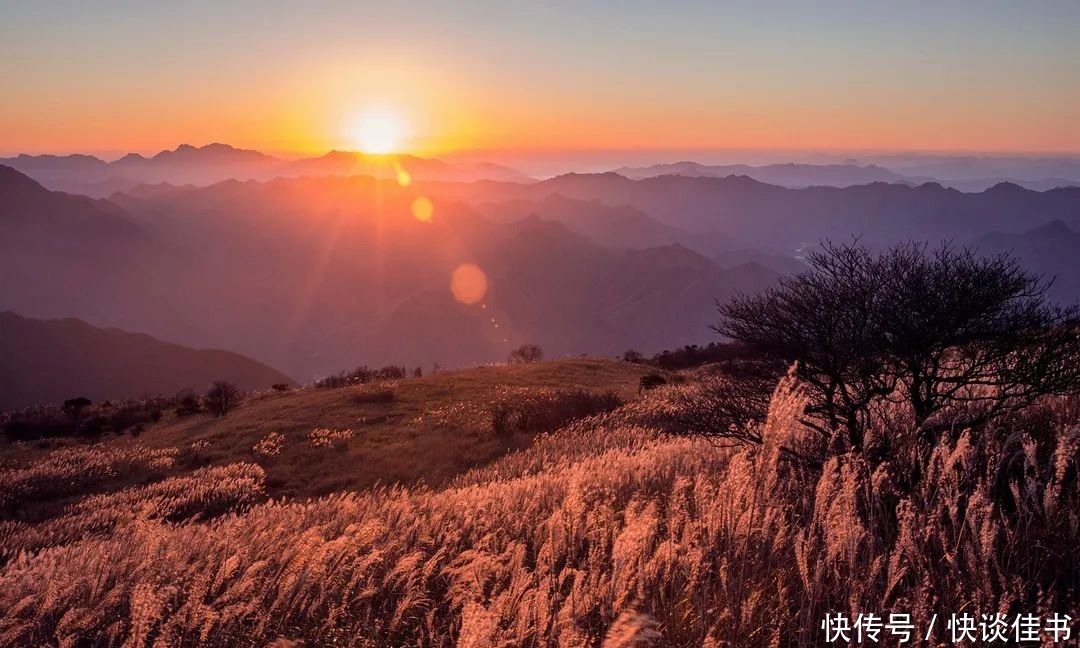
[1,165,780,380]
[4,146,1080,395]
[976,220,1080,304]
[0,311,293,410]
[614,161,908,187]
[426,173,1080,252]
[613,159,1080,192]
[852,153,1080,189]
[0,143,533,197]
[8,145,1080,199]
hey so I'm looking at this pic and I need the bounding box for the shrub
[62,397,92,419]
[490,388,622,436]
[354,385,397,404]
[507,343,544,364]
[271,383,291,392]
[3,401,161,442]
[253,432,286,458]
[307,428,354,448]
[637,373,667,392]
[317,366,374,388]
[374,365,406,380]
[174,391,201,417]
[80,415,112,438]
[651,341,756,370]
[205,381,240,417]
[621,349,644,363]
[106,403,154,434]
[3,410,78,442]
[315,374,349,389]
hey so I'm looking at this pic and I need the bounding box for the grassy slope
[5,358,653,502]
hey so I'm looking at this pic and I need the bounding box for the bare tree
[873,243,1080,437]
[663,369,773,444]
[508,344,544,364]
[205,381,241,417]
[716,241,893,447]
[715,241,1080,449]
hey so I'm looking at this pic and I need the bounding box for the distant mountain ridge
[976,219,1080,305]
[0,165,778,378]
[614,161,908,187]
[430,172,1080,252]
[6,162,1080,380]
[854,153,1080,186]
[613,160,1080,191]
[9,145,1080,199]
[0,311,294,409]
[0,164,140,239]
[1,144,534,197]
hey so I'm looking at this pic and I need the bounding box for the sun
[348,112,405,154]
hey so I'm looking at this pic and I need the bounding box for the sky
[2,0,1078,157]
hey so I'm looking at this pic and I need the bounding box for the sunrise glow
[347,112,405,155]
[3,4,1078,157]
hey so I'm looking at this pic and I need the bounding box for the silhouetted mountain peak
[624,242,714,272]
[987,181,1025,193]
[720,174,768,187]
[152,146,185,160]
[0,164,139,238]
[557,171,625,181]
[322,149,355,159]
[1027,219,1075,238]
[14,152,103,164]
[0,312,294,408]
[0,164,48,194]
[511,213,580,239]
[151,142,269,162]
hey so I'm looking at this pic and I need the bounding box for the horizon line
[5,142,1080,162]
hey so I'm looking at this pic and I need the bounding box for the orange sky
[2,2,1078,157]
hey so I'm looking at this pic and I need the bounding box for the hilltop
[1,357,654,503]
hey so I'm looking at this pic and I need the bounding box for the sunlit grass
[1,360,1073,646]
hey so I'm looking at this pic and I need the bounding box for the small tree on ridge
[508,344,544,364]
[205,381,240,417]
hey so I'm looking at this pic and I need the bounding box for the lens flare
[412,196,434,222]
[450,263,488,304]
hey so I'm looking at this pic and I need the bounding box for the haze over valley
[5,144,1080,386]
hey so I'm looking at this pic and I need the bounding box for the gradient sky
[2,0,1078,157]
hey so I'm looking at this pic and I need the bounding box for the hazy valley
[5,146,1080,388]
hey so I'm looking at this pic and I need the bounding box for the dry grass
[1,358,652,505]
[0,360,1076,646]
